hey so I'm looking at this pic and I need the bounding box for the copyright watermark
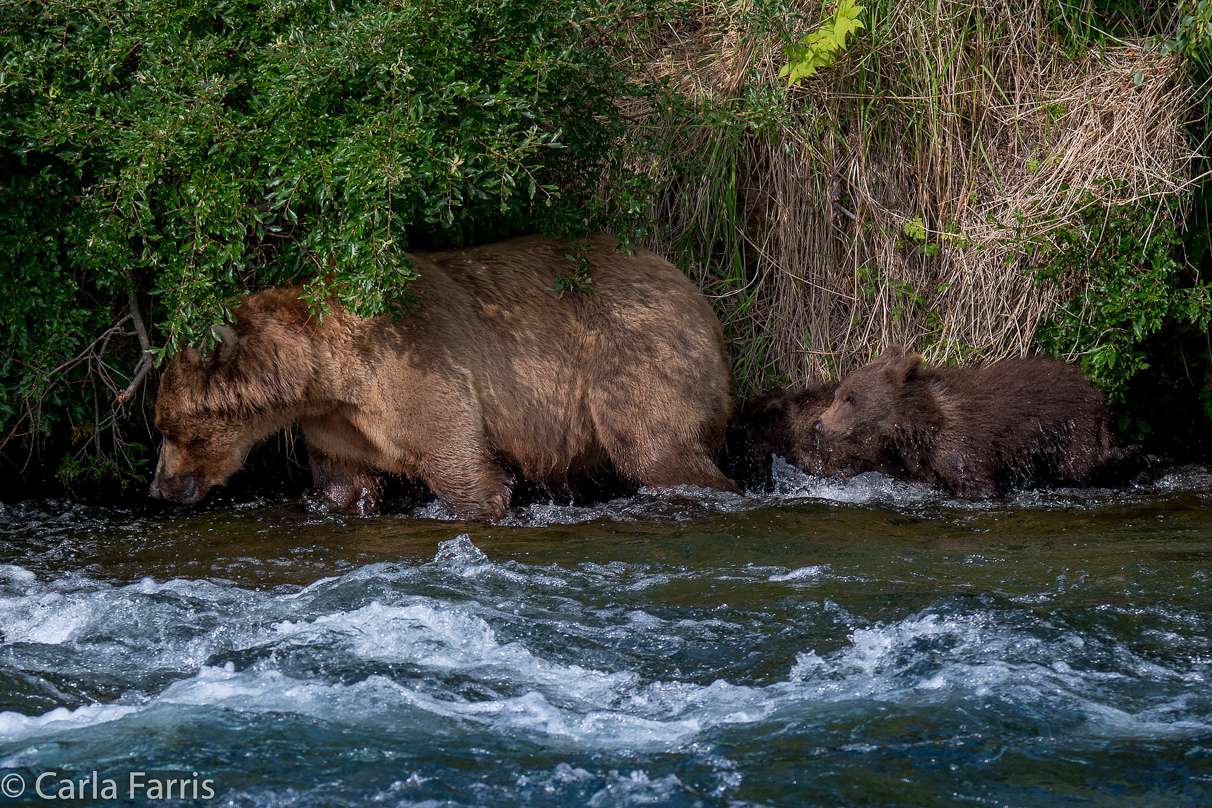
[0,770,216,802]
[0,775,23,800]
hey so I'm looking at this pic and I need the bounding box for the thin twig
[44,317,132,380]
[118,287,154,404]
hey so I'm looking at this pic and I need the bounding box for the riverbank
[2,0,1209,493]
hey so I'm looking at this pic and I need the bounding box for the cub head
[816,345,922,440]
[149,290,316,504]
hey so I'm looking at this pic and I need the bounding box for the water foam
[768,457,938,505]
[0,702,141,744]
[1,531,1208,760]
[765,456,1212,512]
[767,565,829,583]
[412,486,751,526]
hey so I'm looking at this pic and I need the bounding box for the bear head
[741,385,836,462]
[816,345,923,440]
[150,292,316,504]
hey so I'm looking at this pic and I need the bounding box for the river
[2,463,1211,806]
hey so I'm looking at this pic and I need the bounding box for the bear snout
[151,472,206,504]
[815,410,850,440]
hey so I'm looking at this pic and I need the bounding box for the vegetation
[623,0,1205,399]
[1032,190,1212,401]
[2,0,1211,493]
[780,0,865,86]
[0,0,660,487]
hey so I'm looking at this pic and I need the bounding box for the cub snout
[815,407,851,440]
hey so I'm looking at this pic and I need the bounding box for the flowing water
[2,463,1212,807]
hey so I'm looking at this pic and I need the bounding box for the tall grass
[615,0,1198,396]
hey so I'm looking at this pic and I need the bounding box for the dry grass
[614,0,1199,392]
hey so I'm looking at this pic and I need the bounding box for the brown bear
[149,233,740,520]
[814,345,1140,498]
[729,383,903,489]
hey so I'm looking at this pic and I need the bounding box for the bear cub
[730,383,902,490]
[810,346,1141,498]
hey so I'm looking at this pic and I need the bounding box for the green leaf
[783,0,867,86]
[903,216,927,242]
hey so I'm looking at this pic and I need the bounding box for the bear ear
[176,324,237,366]
[204,323,313,416]
[881,348,923,383]
[213,324,240,362]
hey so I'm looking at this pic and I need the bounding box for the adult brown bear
[149,233,740,520]
[814,345,1141,498]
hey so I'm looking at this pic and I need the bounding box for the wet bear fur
[150,233,740,520]
[729,383,903,490]
[815,346,1142,498]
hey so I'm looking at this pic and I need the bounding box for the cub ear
[739,389,789,430]
[879,345,923,383]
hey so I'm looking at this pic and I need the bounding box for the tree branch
[118,287,154,404]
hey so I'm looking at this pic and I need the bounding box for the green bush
[1032,190,1212,403]
[0,0,657,485]
[5,0,1211,489]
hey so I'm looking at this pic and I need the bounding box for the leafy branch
[779,0,866,86]
[1158,0,1212,58]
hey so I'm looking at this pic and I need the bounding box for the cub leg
[933,449,1000,499]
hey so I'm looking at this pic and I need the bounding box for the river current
[2,462,1211,807]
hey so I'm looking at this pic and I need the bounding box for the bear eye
[845,396,855,405]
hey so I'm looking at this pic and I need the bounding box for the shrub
[1031,190,1212,403]
[0,0,655,486]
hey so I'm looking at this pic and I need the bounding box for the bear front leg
[601,432,740,495]
[309,448,383,514]
[933,449,999,499]
[422,449,514,522]
[637,451,742,495]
